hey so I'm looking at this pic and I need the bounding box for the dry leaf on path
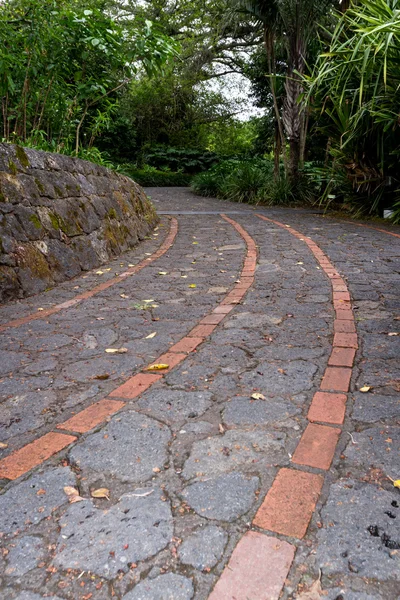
[146,363,169,370]
[64,486,84,502]
[251,393,266,400]
[0,442,8,449]
[145,332,157,339]
[120,294,129,299]
[296,578,324,599]
[189,284,196,288]
[158,272,168,275]
[91,488,110,499]
[95,271,104,275]
[143,299,155,303]
[388,332,399,336]
[359,385,371,392]
[105,348,128,354]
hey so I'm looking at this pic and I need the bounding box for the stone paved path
[0,187,399,600]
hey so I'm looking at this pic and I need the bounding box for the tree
[0,0,178,153]
[234,0,337,180]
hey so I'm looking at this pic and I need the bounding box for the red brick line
[0,218,179,333]
[210,212,359,600]
[0,214,257,484]
[353,222,400,239]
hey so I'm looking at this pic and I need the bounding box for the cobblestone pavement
[0,187,399,600]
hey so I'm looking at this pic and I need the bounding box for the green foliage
[192,159,273,203]
[121,165,192,187]
[0,0,178,154]
[144,147,218,174]
[305,0,400,218]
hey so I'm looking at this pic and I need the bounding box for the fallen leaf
[96,317,105,321]
[296,578,324,599]
[145,253,152,256]
[38,307,44,311]
[359,385,371,392]
[105,348,128,354]
[189,284,196,288]
[120,294,129,299]
[192,241,198,245]
[0,442,8,449]
[158,271,168,275]
[146,363,169,370]
[393,480,400,489]
[219,424,225,434]
[64,486,79,497]
[69,495,85,503]
[181,275,187,278]
[152,467,161,473]
[128,264,135,267]
[96,270,104,275]
[94,373,110,380]
[388,332,399,336]
[251,393,266,400]
[297,262,304,265]
[91,488,110,499]
[143,299,155,303]
[105,268,111,272]
[145,332,157,339]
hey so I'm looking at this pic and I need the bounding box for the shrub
[191,158,273,203]
[121,165,192,186]
[144,146,218,174]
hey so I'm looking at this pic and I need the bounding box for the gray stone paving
[0,187,399,599]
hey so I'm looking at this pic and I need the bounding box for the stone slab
[182,472,259,522]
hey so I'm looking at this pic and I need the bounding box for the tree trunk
[289,137,301,182]
[274,124,281,180]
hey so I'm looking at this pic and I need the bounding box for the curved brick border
[0,214,257,481]
[0,217,179,333]
[353,222,400,239]
[209,214,359,600]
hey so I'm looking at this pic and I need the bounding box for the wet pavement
[0,187,399,599]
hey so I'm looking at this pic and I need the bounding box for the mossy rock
[15,145,30,168]
[15,243,52,280]
[29,214,42,230]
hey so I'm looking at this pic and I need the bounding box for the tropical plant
[305,0,400,217]
[233,0,337,181]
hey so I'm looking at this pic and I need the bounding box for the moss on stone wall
[15,145,30,168]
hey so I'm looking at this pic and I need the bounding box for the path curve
[0,187,399,600]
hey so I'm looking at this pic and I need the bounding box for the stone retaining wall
[0,144,158,302]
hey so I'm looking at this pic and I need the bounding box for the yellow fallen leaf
[105,348,128,354]
[145,332,157,339]
[128,264,135,267]
[96,270,104,275]
[0,442,8,449]
[359,385,371,392]
[120,294,129,299]
[38,307,44,311]
[192,242,198,245]
[143,299,155,303]
[189,284,196,288]
[297,262,304,265]
[393,480,400,489]
[91,488,110,499]
[147,363,169,370]
[69,495,85,503]
[105,268,111,272]
[158,271,168,275]
[152,467,161,473]
[64,486,79,497]
[251,393,266,400]
[145,253,152,256]
[181,275,187,278]
[388,332,399,336]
